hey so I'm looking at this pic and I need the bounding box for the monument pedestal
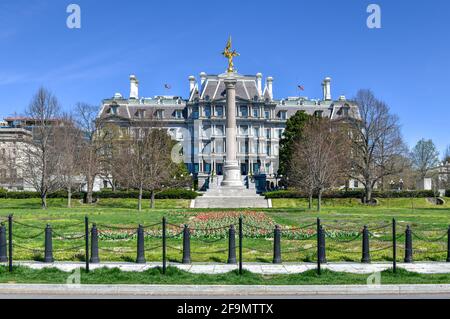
[221,160,243,187]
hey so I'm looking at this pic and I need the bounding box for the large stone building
[98,72,360,191]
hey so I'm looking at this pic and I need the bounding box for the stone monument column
[221,76,243,187]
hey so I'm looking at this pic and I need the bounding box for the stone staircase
[193,185,270,209]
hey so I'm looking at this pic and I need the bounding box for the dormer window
[174,110,183,119]
[239,106,248,118]
[136,109,145,118]
[204,105,211,118]
[110,105,118,115]
[314,110,323,118]
[215,106,223,117]
[278,111,287,120]
[155,109,164,119]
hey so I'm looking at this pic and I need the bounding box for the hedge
[264,189,437,199]
[446,190,450,197]
[0,189,200,200]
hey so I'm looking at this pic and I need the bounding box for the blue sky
[0,0,449,154]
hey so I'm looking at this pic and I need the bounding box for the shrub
[446,190,450,197]
[0,189,199,200]
[264,189,436,199]
[95,189,199,199]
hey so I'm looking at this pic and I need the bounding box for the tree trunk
[41,192,47,209]
[86,174,94,204]
[67,186,72,208]
[138,186,143,211]
[317,189,322,212]
[150,190,155,209]
[365,184,373,204]
[308,192,313,210]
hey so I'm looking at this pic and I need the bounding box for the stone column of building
[221,76,244,187]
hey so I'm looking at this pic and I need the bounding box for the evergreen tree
[278,111,311,175]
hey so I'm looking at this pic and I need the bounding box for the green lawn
[0,197,449,263]
[2,266,450,285]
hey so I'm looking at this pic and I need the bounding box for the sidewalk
[7,261,450,274]
[2,283,450,298]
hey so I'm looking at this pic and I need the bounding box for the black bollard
[319,225,327,264]
[392,218,397,273]
[162,217,167,274]
[447,226,450,263]
[85,216,89,273]
[44,224,54,263]
[90,224,100,263]
[182,224,191,264]
[239,216,243,275]
[404,225,413,263]
[0,223,7,262]
[136,224,146,264]
[316,218,321,275]
[361,225,371,263]
[8,215,12,272]
[227,225,237,264]
[273,225,282,264]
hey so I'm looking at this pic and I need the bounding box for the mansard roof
[195,73,262,102]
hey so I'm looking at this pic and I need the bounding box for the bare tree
[289,118,351,211]
[54,113,83,208]
[410,138,440,180]
[74,103,108,204]
[443,145,450,163]
[22,87,62,209]
[116,127,189,210]
[349,89,407,203]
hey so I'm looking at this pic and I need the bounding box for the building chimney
[256,73,262,95]
[188,75,196,93]
[129,75,139,99]
[200,72,207,87]
[266,76,273,99]
[323,77,331,101]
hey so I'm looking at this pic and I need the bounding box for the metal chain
[52,231,85,240]
[13,230,46,240]
[412,231,448,242]
[12,220,42,230]
[324,232,361,242]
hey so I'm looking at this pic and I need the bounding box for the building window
[202,142,211,154]
[136,109,145,118]
[192,107,199,119]
[202,125,211,138]
[266,143,271,156]
[240,106,248,118]
[240,140,249,153]
[277,129,283,139]
[278,111,287,120]
[252,107,259,117]
[215,140,224,153]
[215,106,223,117]
[251,141,257,154]
[156,109,164,119]
[314,110,323,118]
[174,110,183,119]
[354,180,359,188]
[253,126,260,137]
[204,105,211,118]
[111,106,118,115]
[240,125,248,136]
[215,125,224,136]
[264,109,270,119]
[265,128,271,139]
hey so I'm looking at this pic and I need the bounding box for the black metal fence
[1,215,450,275]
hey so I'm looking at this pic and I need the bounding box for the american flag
[164,84,172,89]
[298,85,305,91]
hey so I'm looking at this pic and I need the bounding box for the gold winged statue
[222,36,239,73]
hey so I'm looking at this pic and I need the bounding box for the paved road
[1,284,450,299]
